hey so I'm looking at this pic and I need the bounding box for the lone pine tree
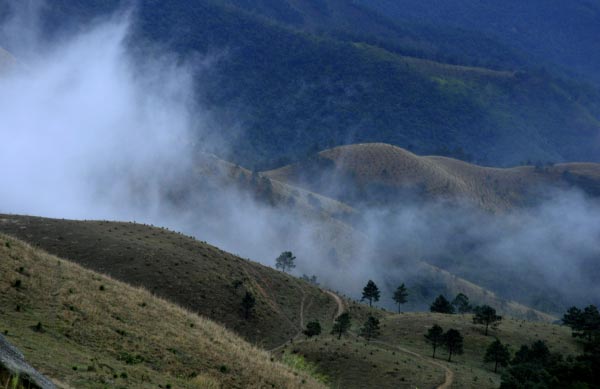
[424,324,444,359]
[331,312,351,339]
[484,339,510,373]
[393,283,408,313]
[452,293,472,314]
[275,251,296,273]
[473,305,502,336]
[360,316,381,341]
[444,329,464,362]
[361,280,380,307]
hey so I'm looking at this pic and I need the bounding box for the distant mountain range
[1,0,599,169]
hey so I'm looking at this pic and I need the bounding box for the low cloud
[0,3,598,316]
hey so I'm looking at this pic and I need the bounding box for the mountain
[357,0,600,86]
[265,143,600,210]
[2,0,599,169]
[0,234,325,388]
[264,143,600,313]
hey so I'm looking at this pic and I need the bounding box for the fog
[0,5,598,316]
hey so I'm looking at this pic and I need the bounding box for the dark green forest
[3,0,599,169]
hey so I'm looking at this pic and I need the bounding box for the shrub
[117,352,145,365]
[303,321,322,337]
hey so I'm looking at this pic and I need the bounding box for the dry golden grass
[0,234,326,389]
[377,311,581,388]
[0,215,338,350]
[266,143,600,211]
[197,151,354,218]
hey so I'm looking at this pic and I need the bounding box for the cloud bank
[0,4,598,316]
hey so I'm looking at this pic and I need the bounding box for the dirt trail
[370,340,454,389]
[267,288,309,353]
[267,288,455,388]
[326,291,454,389]
[324,290,344,318]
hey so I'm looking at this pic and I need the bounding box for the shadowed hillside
[0,215,338,350]
[0,234,325,388]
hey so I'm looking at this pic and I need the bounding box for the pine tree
[331,312,351,339]
[484,339,510,373]
[424,324,444,359]
[473,305,502,336]
[444,329,464,362]
[393,283,408,313]
[275,251,296,273]
[430,295,455,314]
[452,293,472,314]
[563,305,600,342]
[361,280,380,307]
[360,316,381,341]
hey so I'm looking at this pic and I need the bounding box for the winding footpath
[325,290,454,389]
[325,290,345,318]
[267,288,454,388]
[267,288,309,353]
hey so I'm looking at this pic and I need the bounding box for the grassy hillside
[279,295,580,388]
[8,0,600,168]
[195,152,355,220]
[375,312,580,388]
[0,234,325,388]
[0,214,338,350]
[0,232,578,389]
[265,143,600,210]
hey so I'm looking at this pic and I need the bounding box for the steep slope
[0,233,576,389]
[0,215,338,349]
[0,213,552,325]
[0,234,325,388]
[265,143,600,210]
